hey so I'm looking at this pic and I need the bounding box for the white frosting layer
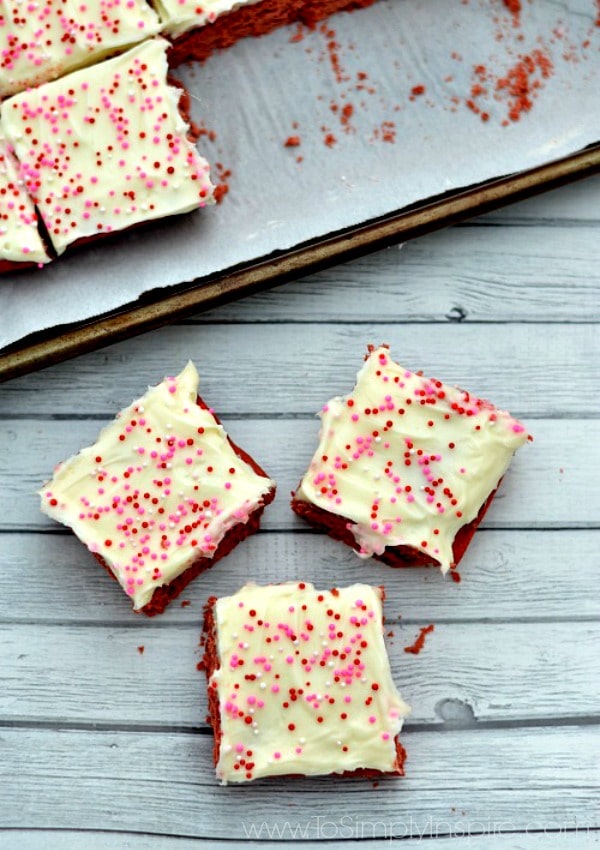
[210,581,409,783]
[295,346,530,572]
[155,0,260,39]
[0,134,50,264]
[40,362,275,610]
[1,38,214,255]
[0,0,161,97]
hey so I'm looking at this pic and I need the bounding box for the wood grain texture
[0,167,598,847]
[0,727,597,838]
[476,175,600,223]
[1,621,597,728]
[1,418,595,532]
[1,529,597,625]
[188,227,600,324]
[0,323,596,416]
[4,831,599,850]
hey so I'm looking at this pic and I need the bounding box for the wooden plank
[477,173,600,223]
[1,620,597,727]
[188,226,600,324]
[1,529,597,625]
[0,727,597,838]
[5,829,600,850]
[0,323,597,417]
[1,418,595,532]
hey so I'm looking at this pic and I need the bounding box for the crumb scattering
[404,625,435,655]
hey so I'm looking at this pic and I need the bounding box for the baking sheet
[1,0,599,352]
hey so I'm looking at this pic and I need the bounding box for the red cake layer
[200,592,407,779]
[168,0,378,66]
[0,259,40,275]
[291,482,500,571]
[92,394,275,616]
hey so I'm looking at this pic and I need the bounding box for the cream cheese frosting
[0,134,50,265]
[154,0,260,39]
[40,362,275,610]
[210,581,409,783]
[1,37,214,256]
[294,346,531,573]
[0,0,161,97]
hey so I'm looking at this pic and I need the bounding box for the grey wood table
[1,174,599,850]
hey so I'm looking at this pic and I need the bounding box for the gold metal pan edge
[1,143,599,383]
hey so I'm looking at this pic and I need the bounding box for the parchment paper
[1,0,599,351]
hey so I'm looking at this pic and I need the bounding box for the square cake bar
[0,134,50,270]
[40,362,276,615]
[0,0,161,97]
[202,581,409,783]
[1,37,214,257]
[292,345,531,574]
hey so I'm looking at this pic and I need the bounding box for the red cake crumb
[502,0,521,25]
[404,625,435,655]
[410,84,426,98]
